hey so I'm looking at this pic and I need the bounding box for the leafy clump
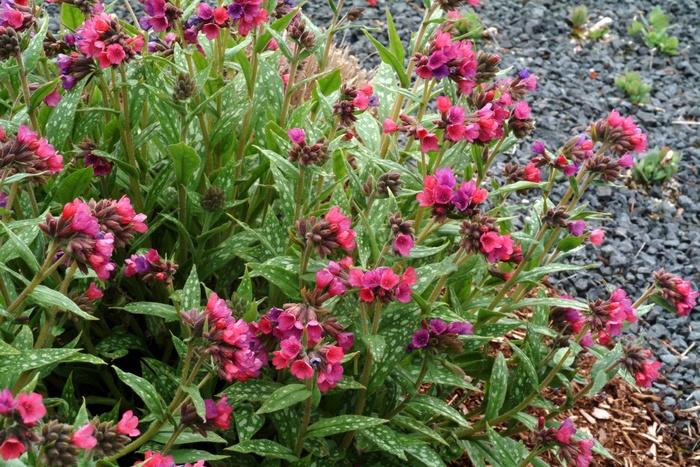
[568,5,589,39]
[628,7,680,55]
[614,71,652,105]
[0,1,697,466]
[633,146,681,185]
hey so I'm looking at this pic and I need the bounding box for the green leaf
[183,384,206,422]
[391,415,448,446]
[234,404,264,441]
[219,379,281,403]
[360,424,406,460]
[508,343,539,392]
[386,9,405,64]
[168,143,200,186]
[305,415,388,438]
[22,17,48,73]
[255,384,311,414]
[181,265,200,310]
[60,3,85,30]
[46,79,86,152]
[96,333,144,360]
[485,352,508,420]
[486,427,521,467]
[0,222,40,273]
[407,395,468,427]
[249,260,300,300]
[113,366,167,417]
[29,285,99,321]
[55,168,93,203]
[317,68,342,96]
[0,348,80,378]
[226,439,298,462]
[121,302,178,322]
[405,444,446,467]
[362,30,410,88]
[170,450,229,463]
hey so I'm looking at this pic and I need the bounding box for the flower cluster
[139,0,181,32]
[272,337,345,392]
[182,293,267,381]
[408,319,473,352]
[0,0,33,32]
[79,139,113,176]
[185,0,267,42]
[287,128,328,166]
[137,451,205,467]
[416,167,488,219]
[124,248,178,283]
[588,288,637,345]
[77,13,144,68]
[348,266,416,304]
[40,199,116,279]
[88,196,148,247]
[538,418,594,467]
[590,110,647,156]
[0,125,64,181]
[56,51,96,89]
[389,213,415,257]
[621,342,662,388]
[415,32,478,94]
[333,84,377,130]
[296,206,356,257]
[653,269,698,317]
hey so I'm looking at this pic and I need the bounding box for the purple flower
[447,321,473,335]
[429,319,448,335]
[567,220,586,237]
[410,329,430,350]
[0,192,7,209]
[531,140,545,155]
[287,128,306,144]
[518,68,531,79]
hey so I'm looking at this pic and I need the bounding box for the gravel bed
[304,0,700,425]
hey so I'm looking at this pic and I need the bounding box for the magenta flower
[591,110,647,155]
[415,32,477,95]
[393,233,414,257]
[349,266,416,304]
[204,396,232,430]
[408,319,472,352]
[567,220,586,236]
[288,128,306,144]
[0,0,32,31]
[383,118,399,133]
[77,14,144,68]
[0,389,14,414]
[228,0,268,36]
[653,270,698,317]
[15,392,45,426]
[635,359,662,388]
[0,125,64,179]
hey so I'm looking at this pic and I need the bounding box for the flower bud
[201,186,226,211]
[173,72,196,101]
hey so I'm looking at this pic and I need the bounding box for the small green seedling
[633,147,680,185]
[614,71,651,105]
[568,5,589,39]
[628,7,679,55]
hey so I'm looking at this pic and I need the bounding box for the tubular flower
[389,213,415,257]
[261,303,324,348]
[653,269,698,317]
[77,13,144,68]
[273,337,345,392]
[0,125,64,181]
[314,256,354,301]
[297,206,356,256]
[542,419,595,467]
[287,128,328,166]
[181,396,232,434]
[227,0,268,36]
[56,52,96,90]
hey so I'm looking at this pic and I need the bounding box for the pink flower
[16,392,46,425]
[383,118,399,133]
[72,423,97,449]
[0,438,25,461]
[114,196,148,234]
[555,418,577,444]
[635,360,662,388]
[513,101,531,119]
[436,96,452,113]
[85,282,104,300]
[393,233,414,257]
[591,111,647,155]
[325,206,356,252]
[0,389,15,414]
[290,359,314,380]
[138,450,175,467]
[117,410,140,437]
[205,396,232,430]
[523,162,541,182]
[618,153,634,168]
[13,125,64,176]
[480,232,514,263]
[568,220,586,237]
[43,88,62,107]
[589,228,605,246]
[653,270,698,317]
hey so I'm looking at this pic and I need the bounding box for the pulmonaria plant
[0,1,697,466]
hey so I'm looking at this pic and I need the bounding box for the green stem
[2,242,59,321]
[386,353,429,418]
[319,0,344,71]
[34,261,77,350]
[279,48,300,127]
[294,376,315,456]
[162,424,185,454]
[16,51,39,132]
[117,65,144,212]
